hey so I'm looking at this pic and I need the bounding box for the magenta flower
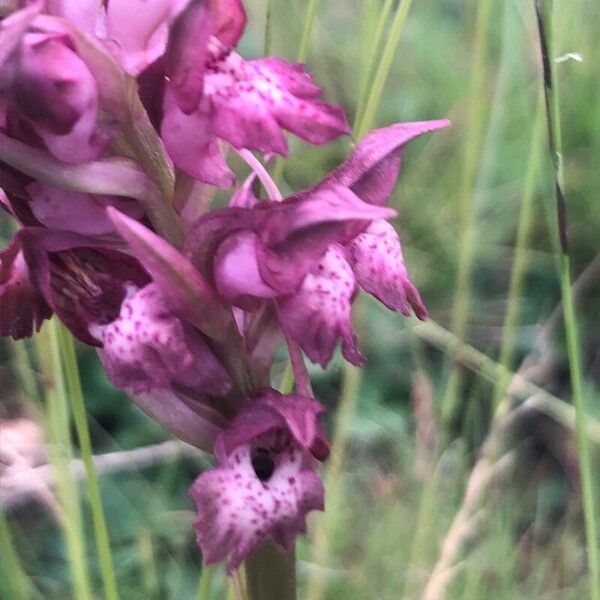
[4,222,230,451]
[190,388,328,571]
[160,0,349,185]
[186,120,449,367]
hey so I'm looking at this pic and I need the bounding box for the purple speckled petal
[257,185,396,293]
[322,120,451,206]
[205,52,350,154]
[90,283,231,396]
[348,219,427,319]
[0,236,52,339]
[278,244,363,368]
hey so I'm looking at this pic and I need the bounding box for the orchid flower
[190,388,328,571]
[186,120,450,367]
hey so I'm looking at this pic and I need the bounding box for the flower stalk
[246,542,296,600]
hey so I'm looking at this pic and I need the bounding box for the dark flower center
[251,447,275,482]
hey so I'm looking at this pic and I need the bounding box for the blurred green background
[1,0,599,598]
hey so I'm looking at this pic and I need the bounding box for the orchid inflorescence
[0,0,449,574]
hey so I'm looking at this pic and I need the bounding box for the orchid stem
[245,541,296,600]
[197,564,215,600]
[534,1,600,597]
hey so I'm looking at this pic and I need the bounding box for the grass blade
[45,319,93,600]
[533,2,600,596]
[57,325,120,600]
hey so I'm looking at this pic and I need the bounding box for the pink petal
[46,0,105,36]
[213,231,279,307]
[161,88,234,187]
[91,283,231,396]
[348,219,427,318]
[207,0,246,49]
[106,0,191,75]
[205,52,350,154]
[165,0,211,113]
[10,32,109,162]
[323,119,451,206]
[278,244,363,368]
[25,181,143,236]
[217,389,329,461]
[132,389,223,451]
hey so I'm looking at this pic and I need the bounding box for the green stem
[491,102,545,414]
[534,1,599,597]
[57,325,120,600]
[561,254,600,596]
[271,0,321,185]
[46,320,93,600]
[245,542,296,600]
[10,339,42,405]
